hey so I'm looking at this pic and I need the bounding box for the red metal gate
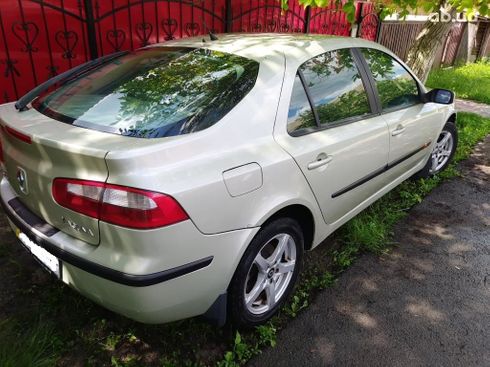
[0,0,380,103]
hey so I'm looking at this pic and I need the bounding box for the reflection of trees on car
[362,48,420,110]
[316,88,370,124]
[35,48,259,139]
[305,49,356,81]
[116,49,259,138]
[288,47,421,134]
[361,48,395,80]
[294,87,370,129]
[297,49,370,128]
[376,78,419,109]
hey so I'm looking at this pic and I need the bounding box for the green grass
[426,60,490,104]
[0,319,62,367]
[0,113,488,367]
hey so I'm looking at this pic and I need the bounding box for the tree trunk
[406,10,455,82]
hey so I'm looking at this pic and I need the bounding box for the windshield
[33,47,259,138]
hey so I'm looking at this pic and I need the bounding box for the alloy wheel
[429,130,454,174]
[244,233,297,315]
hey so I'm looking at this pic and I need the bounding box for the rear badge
[61,216,95,237]
[16,167,28,194]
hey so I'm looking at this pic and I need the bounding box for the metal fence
[0,0,380,103]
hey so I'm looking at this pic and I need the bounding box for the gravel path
[456,99,490,117]
[251,136,490,367]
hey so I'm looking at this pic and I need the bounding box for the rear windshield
[33,47,259,138]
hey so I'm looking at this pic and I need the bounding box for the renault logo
[16,167,28,194]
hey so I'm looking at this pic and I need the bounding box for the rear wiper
[15,50,129,111]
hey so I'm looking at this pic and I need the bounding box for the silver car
[0,34,457,327]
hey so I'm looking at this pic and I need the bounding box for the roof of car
[150,33,389,65]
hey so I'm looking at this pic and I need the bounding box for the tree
[281,0,490,81]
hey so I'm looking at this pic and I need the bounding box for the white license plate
[16,229,61,278]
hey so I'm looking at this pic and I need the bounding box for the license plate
[15,228,61,278]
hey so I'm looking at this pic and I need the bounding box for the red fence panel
[309,3,350,36]
[0,0,89,102]
[93,0,226,56]
[0,0,379,104]
[230,0,307,33]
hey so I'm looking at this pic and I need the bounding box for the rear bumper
[0,177,259,323]
[1,196,213,287]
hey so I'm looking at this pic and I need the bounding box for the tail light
[52,178,188,229]
[4,125,32,144]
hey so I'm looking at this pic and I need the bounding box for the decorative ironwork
[162,18,178,40]
[55,30,79,59]
[231,3,306,34]
[106,29,126,51]
[135,22,153,46]
[266,20,277,32]
[252,23,262,32]
[2,59,20,78]
[280,23,290,32]
[358,12,379,41]
[310,8,351,36]
[12,21,39,52]
[184,22,200,37]
[46,65,59,78]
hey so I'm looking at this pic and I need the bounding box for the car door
[274,48,390,225]
[358,48,444,177]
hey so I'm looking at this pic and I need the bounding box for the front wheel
[415,121,458,179]
[228,217,304,327]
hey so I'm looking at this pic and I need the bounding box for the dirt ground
[250,136,490,366]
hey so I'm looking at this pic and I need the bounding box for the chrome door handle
[307,155,333,170]
[392,125,406,136]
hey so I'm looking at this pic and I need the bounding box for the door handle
[307,154,333,170]
[392,124,406,136]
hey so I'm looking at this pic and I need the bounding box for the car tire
[228,217,304,327]
[414,121,458,179]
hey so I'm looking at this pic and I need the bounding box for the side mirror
[425,88,454,104]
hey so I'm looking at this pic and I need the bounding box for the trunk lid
[0,103,113,245]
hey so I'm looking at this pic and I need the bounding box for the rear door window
[33,47,259,138]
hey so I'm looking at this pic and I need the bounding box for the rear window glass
[33,47,259,138]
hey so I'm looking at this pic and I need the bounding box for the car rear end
[0,45,267,324]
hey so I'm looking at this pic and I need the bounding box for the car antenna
[199,14,218,41]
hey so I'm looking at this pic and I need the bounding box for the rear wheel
[415,121,458,179]
[229,217,304,327]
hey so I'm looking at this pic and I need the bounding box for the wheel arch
[448,112,457,124]
[259,203,316,251]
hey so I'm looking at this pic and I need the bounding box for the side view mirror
[425,88,454,104]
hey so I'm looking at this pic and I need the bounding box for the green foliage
[280,0,490,25]
[0,319,61,367]
[256,323,277,348]
[218,332,259,367]
[427,61,490,105]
